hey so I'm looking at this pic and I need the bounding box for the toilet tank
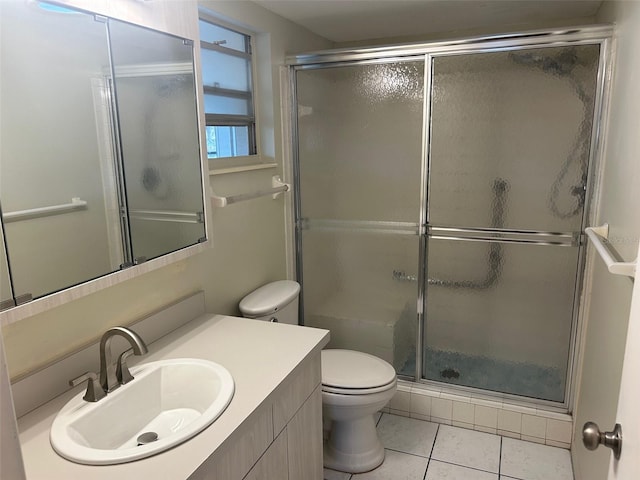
[239,280,300,325]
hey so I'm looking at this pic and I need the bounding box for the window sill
[209,162,278,176]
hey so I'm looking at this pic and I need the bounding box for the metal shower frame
[286,24,613,412]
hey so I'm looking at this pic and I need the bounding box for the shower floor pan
[403,348,565,402]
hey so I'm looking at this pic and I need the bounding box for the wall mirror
[0,1,206,311]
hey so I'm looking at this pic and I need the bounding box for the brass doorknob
[582,421,622,459]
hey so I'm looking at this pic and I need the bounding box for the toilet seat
[322,380,396,395]
[321,349,397,394]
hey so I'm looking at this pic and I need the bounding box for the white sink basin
[50,358,234,465]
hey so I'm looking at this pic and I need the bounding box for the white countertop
[17,314,329,479]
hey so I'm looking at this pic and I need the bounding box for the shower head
[508,48,579,77]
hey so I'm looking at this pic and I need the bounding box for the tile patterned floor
[324,413,574,480]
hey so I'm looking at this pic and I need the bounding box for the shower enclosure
[290,27,609,408]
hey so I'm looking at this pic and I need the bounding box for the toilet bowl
[239,281,397,474]
[321,349,396,473]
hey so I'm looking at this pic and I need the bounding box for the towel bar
[2,197,87,223]
[585,224,636,278]
[211,176,289,207]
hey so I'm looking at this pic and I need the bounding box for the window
[199,17,256,159]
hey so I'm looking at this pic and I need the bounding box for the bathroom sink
[50,358,234,465]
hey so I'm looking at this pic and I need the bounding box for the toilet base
[323,414,385,473]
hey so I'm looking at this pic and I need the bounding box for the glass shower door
[295,60,425,376]
[424,45,600,402]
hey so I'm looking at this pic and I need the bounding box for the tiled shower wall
[384,382,573,449]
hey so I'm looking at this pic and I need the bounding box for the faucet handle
[116,349,135,385]
[69,372,106,402]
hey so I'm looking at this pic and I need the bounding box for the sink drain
[137,432,159,446]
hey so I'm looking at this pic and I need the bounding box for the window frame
[198,12,259,161]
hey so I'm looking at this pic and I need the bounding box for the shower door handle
[582,421,622,459]
[427,226,579,247]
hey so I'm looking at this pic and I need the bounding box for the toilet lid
[239,280,300,316]
[321,349,396,389]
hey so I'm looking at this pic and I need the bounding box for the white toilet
[239,280,397,474]
[238,280,301,324]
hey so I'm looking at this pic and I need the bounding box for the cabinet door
[287,386,323,480]
[243,431,288,480]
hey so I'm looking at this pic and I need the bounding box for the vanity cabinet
[283,386,323,480]
[16,313,330,480]
[243,431,288,480]
[190,352,323,480]
[243,387,322,480]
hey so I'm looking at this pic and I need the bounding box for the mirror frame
[0,240,209,325]
[0,1,211,326]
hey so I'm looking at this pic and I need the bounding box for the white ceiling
[254,0,604,44]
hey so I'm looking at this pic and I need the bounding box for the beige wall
[2,0,331,380]
[572,1,640,479]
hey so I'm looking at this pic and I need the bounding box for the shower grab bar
[128,209,204,224]
[2,197,87,223]
[211,176,289,207]
[585,224,636,278]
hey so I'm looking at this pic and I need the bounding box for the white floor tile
[425,460,498,480]
[324,467,352,480]
[431,425,501,473]
[375,411,382,425]
[501,437,573,480]
[352,449,428,480]
[325,408,574,480]
[377,413,439,457]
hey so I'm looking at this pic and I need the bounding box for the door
[294,60,425,376]
[606,241,640,477]
[424,45,601,403]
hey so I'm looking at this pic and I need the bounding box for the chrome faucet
[99,326,148,393]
